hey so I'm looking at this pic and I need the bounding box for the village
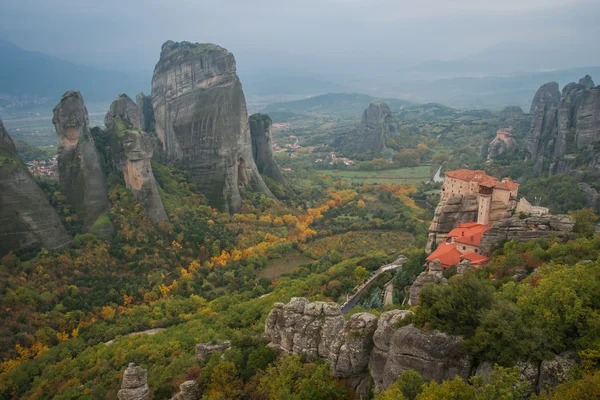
[26,155,58,179]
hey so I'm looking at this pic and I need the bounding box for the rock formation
[341,101,398,159]
[105,94,168,224]
[135,93,155,133]
[0,120,71,256]
[426,194,478,251]
[264,298,468,395]
[151,40,272,212]
[117,363,150,400]
[487,128,517,160]
[498,106,525,122]
[249,113,285,185]
[480,214,575,254]
[171,381,201,400]
[526,76,600,179]
[196,341,231,361]
[408,260,447,306]
[52,91,113,238]
[265,298,575,396]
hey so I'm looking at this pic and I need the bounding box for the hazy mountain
[263,93,411,118]
[0,40,150,109]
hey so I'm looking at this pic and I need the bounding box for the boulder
[151,41,272,212]
[249,113,285,185]
[538,352,577,393]
[0,120,71,256]
[381,324,471,388]
[52,91,113,238]
[105,94,168,224]
[117,363,150,400]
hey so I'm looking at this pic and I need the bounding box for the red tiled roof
[448,222,491,247]
[461,251,489,265]
[426,243,463,268]
[444,169,519,191]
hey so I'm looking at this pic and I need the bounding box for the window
[475,249,479,253]
[463,246,466,251]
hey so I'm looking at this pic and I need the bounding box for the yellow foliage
[171,240,182,249]
[188,259,201,272]
[100,306,116,320]
[357,199,366,208]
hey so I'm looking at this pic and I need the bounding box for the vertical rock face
[52,91,113,238]
[426,194,479,251]
[105,94,168,224]
[171,381,201,400]
[135,93,155,133]
[342,101,397,159]
[408,260,447,306]
[0,120,71,255]
[249,113,285,185]
[526,76,600,179]
[151,40,272,212]
[118,363,150,400]
[526,82,561,173]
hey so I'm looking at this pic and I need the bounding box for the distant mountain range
[0,40,150,110]
[263,93,412,118]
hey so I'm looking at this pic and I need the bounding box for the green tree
[354,266,369,284]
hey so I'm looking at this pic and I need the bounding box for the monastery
[427,169,548,268]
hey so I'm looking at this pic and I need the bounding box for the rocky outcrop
[341,101,398,160]
[52,91,113,238]
[526,82,561,173]
[151,40,272,212]
[370,310,413,391]
[480,214,575,254]
[196,341,231,360]
[426,194,478,251]
[526,76,600,177]
[381,324,471,389]
[408,260,447,306]
[265,298,345,359]
[117,363,150,400]
[249,113,285,185]
[171,381,200,400]
[498,106,525,122]
[0,120,71,255]
[487,128,517,160]
[105,94,168,224]
[265,298,468,395]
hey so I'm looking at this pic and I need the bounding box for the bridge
[341,255,408,313]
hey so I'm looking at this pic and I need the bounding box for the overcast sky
[1,0,599,78]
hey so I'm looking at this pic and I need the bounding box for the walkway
[341,255,408,313]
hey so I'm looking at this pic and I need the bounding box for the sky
[1,0,599,80]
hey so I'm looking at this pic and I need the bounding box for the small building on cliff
[426,222,491,268]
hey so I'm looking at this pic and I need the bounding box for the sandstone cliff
[480,214,575,254]
[151,40,272,212]
[487,129,517,160]
[0,120,71,255]
[52,91,113,239]
[249,113,285,185]
[341,101,398,159]
[105,94,168,224]
[526,76,600,178]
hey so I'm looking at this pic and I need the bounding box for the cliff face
[151,40,272,212]
[265,297,576,396]
[480,214,575,254]
[264,298,470,396]
[0,120,71,255]
[105,94,168,224]
[249,113,285,185]
[526,76,600,176]
[426,194,478,251]
[342,101,397,159]
[52,91,113,239]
